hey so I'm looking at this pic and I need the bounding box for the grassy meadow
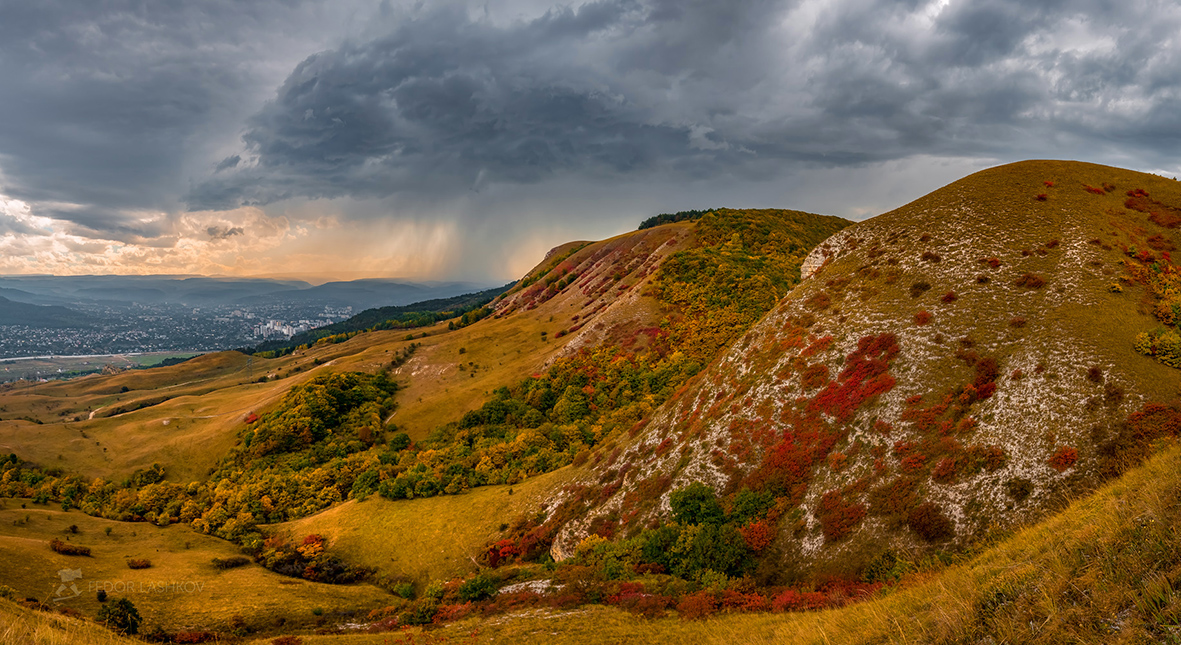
[0,500,392,635]
[238,439,1181,644]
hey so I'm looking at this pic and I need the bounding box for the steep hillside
[550,160,1181,581]
[0,208,847,586]
[247,441,1181,644]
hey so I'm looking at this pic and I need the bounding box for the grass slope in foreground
[241,438,1181,644]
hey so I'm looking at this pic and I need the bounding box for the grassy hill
[552,160,1181,582]
[2,162,1180,641]
[247,441,1181,644]
[5,437,1179,643]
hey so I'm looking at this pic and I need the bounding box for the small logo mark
[53,568,83,603]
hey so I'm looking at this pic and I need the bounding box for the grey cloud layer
[0,0,354,242]
[189,0,1181,211]
[1,0,1179,248]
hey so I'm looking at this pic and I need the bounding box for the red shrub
[816,490,866,542]
[805,291,833,311]
[979,257,1002,269]
[807,333,900,421]
[966,444,1008,472]
[244,413,259,424]
[1048,446,1078,472]
[434,602,476,623]
[720,591,770,612]
[1014,273,1046,289]
[940,291,957,303]
[899,453,927,473]
[801,335,834,357]
[907,502,954,541]
[1083,185,1105,195]
[676,591,719,620]
[1044,181,1054,187]
[800,363,829,390]
[740,520,774,552]
[1126,403,1181,443]
[486,538,520,568]
[1035,193,1048,201]
[931,457,958,483]
[771,589,828,612]
[48,539,90,556]
[914,310,932,326]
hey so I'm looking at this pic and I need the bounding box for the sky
[0,0,1179,283]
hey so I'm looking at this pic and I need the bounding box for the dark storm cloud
[0,0,342,241]
[2,0,1180,245]
[188,1,751,209]
[189,0,1181,211]
[215,155,242,172]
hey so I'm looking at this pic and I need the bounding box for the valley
[2,160,1180,643]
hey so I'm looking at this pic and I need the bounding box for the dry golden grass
[277,469,573,586]
[248,440,1181,644]
[0,501,392,634]
[0,598,140,645]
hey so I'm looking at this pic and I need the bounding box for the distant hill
[637,208,721,230]
[0,295,95,328]
[245,278,488,309]
[247,283,515,354]
[0,274,496,310]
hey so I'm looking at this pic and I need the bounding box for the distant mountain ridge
[247,283,515,354]
[0,295,94,328]
[0,275,495,310]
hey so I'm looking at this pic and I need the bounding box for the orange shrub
[739,520,774,552]
[1048,446,1078,472]
[49,538,90,556]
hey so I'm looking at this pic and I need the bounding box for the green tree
[670,482,725,525]
[96,597,142,635]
